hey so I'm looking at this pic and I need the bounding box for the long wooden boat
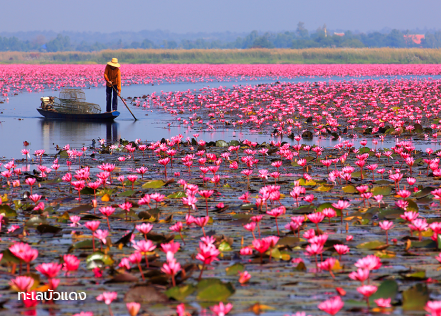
[37,109,120,121]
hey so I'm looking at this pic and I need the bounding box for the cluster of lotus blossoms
[3,64,441,100]
[147,78,441,141]
[4,65,441,315]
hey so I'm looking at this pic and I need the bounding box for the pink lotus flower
[10,276,34,292]
[63,254,80,274]
[36,262,62,279]
[126,302,141,316]
[239,271,251,284]
[318,296,344,315]
[96,291,117,305]
[210,302,233,316]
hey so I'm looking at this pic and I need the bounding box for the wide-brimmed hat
[107,58,120,68]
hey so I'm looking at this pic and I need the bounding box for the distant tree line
[2,23,441,52]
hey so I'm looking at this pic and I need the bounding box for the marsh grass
[2,48,441,64]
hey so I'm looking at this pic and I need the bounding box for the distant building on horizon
[334,32,345,37]
[403,34,425,45]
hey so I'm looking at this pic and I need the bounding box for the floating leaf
[79,187,95,195]
[117,190,136,197]
[167,191,187,199]
[0,204,17,217]
[25,216,48,227]
[314,185,333,192]
[86,251,114,266]
[369,279,398,303]
[298,178,316,186]
[226,263,244,276]
[402,283,429,311]
[142,180,165,189]
[413,187,436,198]
[356,240,388,250]
[342,185,357,194]
[218,241,232,252]
[228,140,240,146]
[351,171,368,179]
[68,239,94,252]
[371,186,392,196]
[405,199,419,212]
[216,140,228,147]
[166,284,196,301]
[1,249,20,264]
[196,278,235,302]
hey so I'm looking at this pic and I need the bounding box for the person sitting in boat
[104,58,121,112]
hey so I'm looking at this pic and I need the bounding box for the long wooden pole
[111,85,137,121]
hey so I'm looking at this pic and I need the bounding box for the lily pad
[226,263,245,276]
[196,278,235,302]
[356,240,388,250]
[167,191,187,199]
[86,251,114,266]
[142,180,166,189]
[342,185,358,194]
[165,284,196,301]
[402,283,429,311]
[0,204,17,217]
[371,186,392,196]
[216,140,228,147]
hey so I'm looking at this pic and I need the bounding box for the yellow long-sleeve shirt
[104,65,121,92]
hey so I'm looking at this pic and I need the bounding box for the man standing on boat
[104,58,121,112]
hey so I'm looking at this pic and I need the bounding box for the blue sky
[3,0,441,33]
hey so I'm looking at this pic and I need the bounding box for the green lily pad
[167,191,187,199]
[298,178,316,186]
[405,199,419,212]
[314,185,333,192]
[216,140,228,147]
[142,180,166,189]
[117,190,136,197]
[402,283,429,311]
[413,187,436,198]
[351,171,368,179]
[228,140,240,146]
[342,185,358,194]
[1,249,21,264]
[356,240,388,250]
[80,187,95,195]
[369,279,398,303]
[165,284,196,301]
[0,204,17,217]
[196,278,235,302]
[371,186,392,196]
[86,251,114,266]
[226,263,245,276]
[68,239,94,253]
[218,241,232,252]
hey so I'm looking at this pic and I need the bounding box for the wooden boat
[38,89,120,121]
[37,109,120,121]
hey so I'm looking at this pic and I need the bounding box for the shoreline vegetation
[2,48,441,64]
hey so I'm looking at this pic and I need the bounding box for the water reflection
[39,119,119,148]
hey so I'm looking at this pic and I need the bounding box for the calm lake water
[0,75,439,159]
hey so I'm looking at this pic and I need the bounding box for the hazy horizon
[3,0,441,34]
